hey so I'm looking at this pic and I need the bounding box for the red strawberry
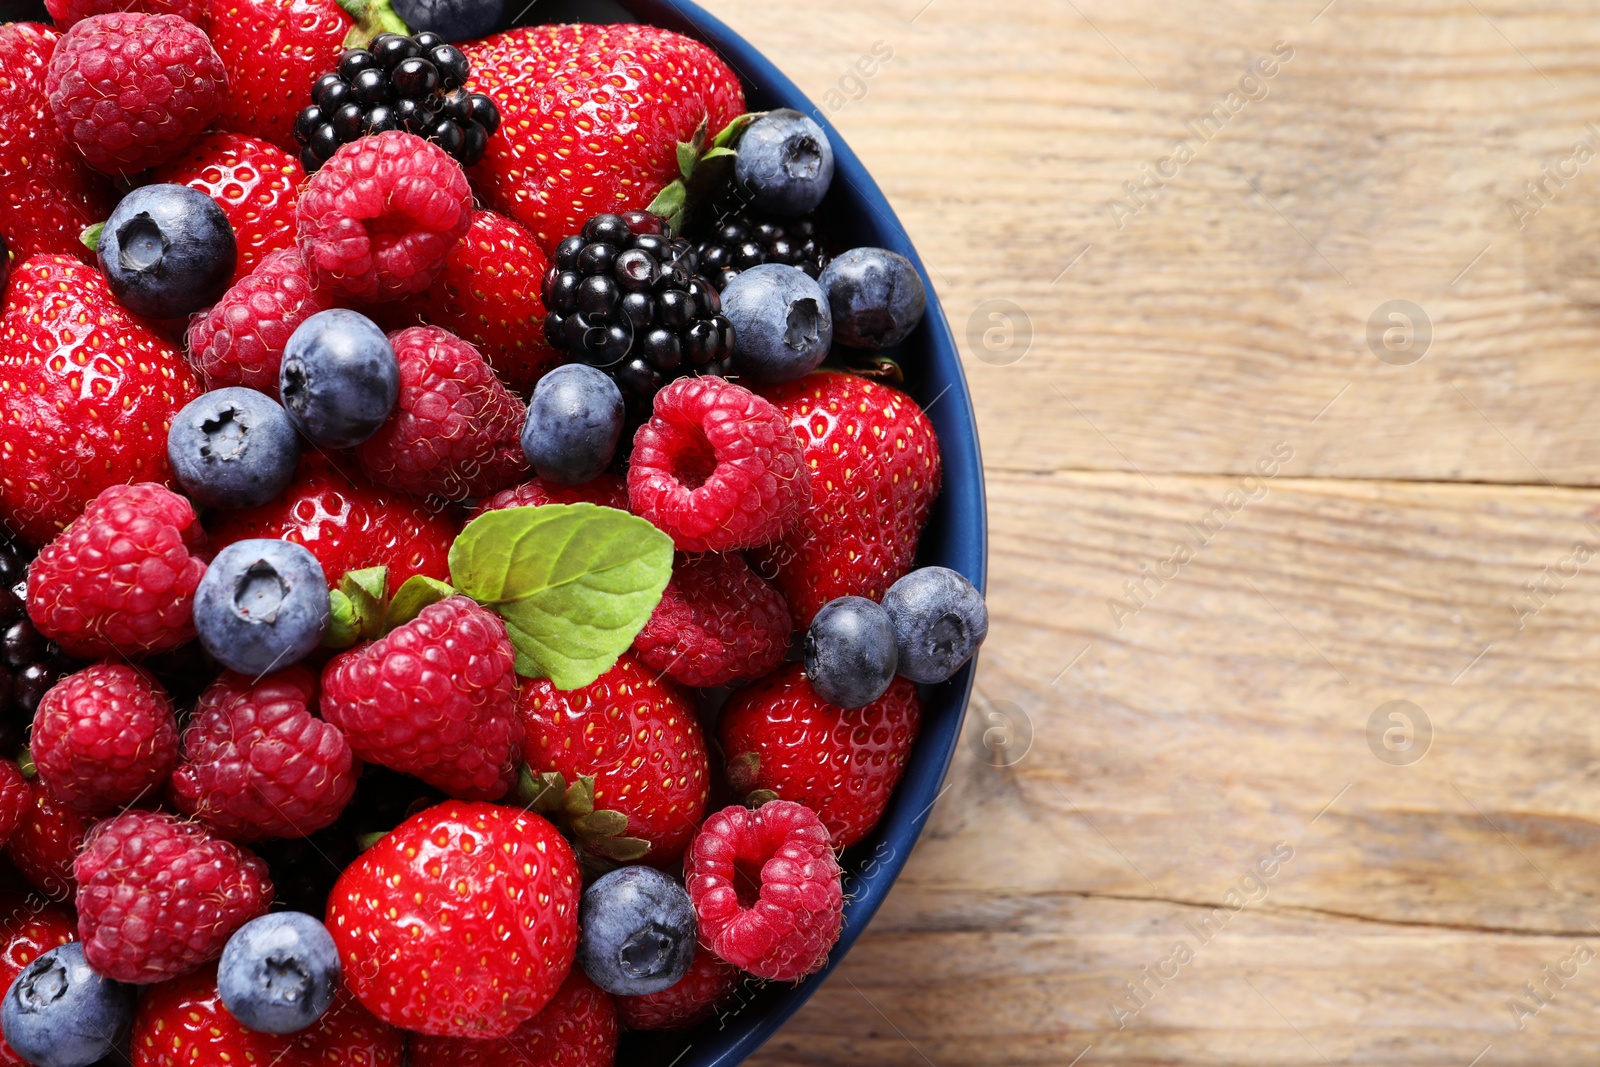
[355,326,529,502]
[205,451,458,594]
[208,0,352,154]
[325,801,581,1038]
[0,898,76,1067]
[615,945,741,1031]
[0,761,29,849]
[0,23,114,263]
[148,131,306,284]
[408,970,618,1067]
[2,779,94,903]
[466,24,745,252]
[386,209,563,396]
[170,667,360,841]
[320,596,522,801]
[471,474,630,517]
[720,662,922,848]
[751,372,942,626]
[631,551,792,688]
[130,967,405,1067]
[0,255,202,546]
[75,809,273,983]
[517,653,709,865]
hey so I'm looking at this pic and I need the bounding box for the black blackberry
[0,537,74,757]
[293,31,499,173]
[542,211,736,416]
[692,210,828,291]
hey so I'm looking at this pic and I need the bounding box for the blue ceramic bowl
[516,3,987,1063]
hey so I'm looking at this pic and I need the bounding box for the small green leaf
[449,504,673,690]
[574,809,628,837]
[646,181,687,230]
[677,140,698,180]
[355,830,387,851]
[700,146,736,164]
[80,223,104,254]
[383,575,455,631]
[746,789,781,808]
[322,589,361,649]
[16,749,35,780]
[711,112,762,151]
[727,751,761,793]
[590,836,652,863]
[563,775,596,817]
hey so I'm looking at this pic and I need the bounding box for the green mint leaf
[448,504,673,690]
[79,223,104,253]
[383,575,456,631]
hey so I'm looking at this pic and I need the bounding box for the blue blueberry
[390,0,503,41]
[577,866,696,996]
[97,184,236,319]
[218,912,340,1035]
[1,943,135,1067]
[194,539,330,676]
[279,310,399,449]
[803,596,898,709]
[167,388,301,510]
[818,247,926,350]
[521,364,625,486]
[881,567,987,684]
[734,109,834,217]
[720,264,832,385]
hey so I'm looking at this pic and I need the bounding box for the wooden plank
[701,0,1600,484]
[745,469,1600,1065]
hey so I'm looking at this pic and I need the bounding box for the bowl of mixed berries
[0,0,985,1063]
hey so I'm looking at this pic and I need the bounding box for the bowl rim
[512,3,989,1062]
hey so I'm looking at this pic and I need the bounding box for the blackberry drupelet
[693,210,828,292]
[0,537,75,755]
[542,212,736,417]
[293,31,499,172]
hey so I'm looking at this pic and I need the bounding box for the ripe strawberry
[466,23,745,252]
[170,667,360,842]
[31,663,181,814]
[0,255,202,546]
[356,326,530,502]
[208,0,352,154]
[0,898,76,1067]
[186,246,333,393]
[321,596,522,801]
[25,482,210,658]
[130,967,404,1067]
[0,760,30,849]
[148,131,306,285]
[684,800,843,982]
[75,809,273,983]
[387,209,563,396]
[205,451,457,594]
[2,779,94,903]
[408,970,618,1067]
[325,801,580,1038]
[751,372,942,626]
[615,946,741,1031]
[720,662,922,848]
[632,551,792,688]
[471,474,630,517]
[0,23,114,264]
[517,653,709,865]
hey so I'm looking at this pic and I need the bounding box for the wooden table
[697,0,1600,1063]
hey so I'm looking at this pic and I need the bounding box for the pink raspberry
[74,809,273,983]
[170,667,360,842]
[296,131,473,303]
[615,946,742,1031]
[31,663,179,814]
[320,596,522,800]
[186,247,332,393]
[471,474,630,518]
[627,376,811,552]
[0,758,32,849]
[44,12,226,176]
[43,0,206,31]
[632,551,792,687]
[355,327,530,501]
[26,483,210,658]
[683,801,842,982]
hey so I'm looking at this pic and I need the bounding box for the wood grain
[682,0,1600,1062]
